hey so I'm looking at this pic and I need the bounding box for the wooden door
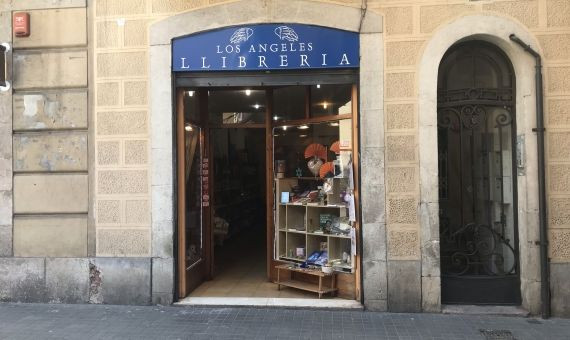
[177,89,211,298]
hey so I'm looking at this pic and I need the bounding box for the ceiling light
[316,84,321,89]
[184,124,193,131]
[254,104,260,109]
[323,102,328,109]
[298,125,309,130]
[299,134,308,138]
[273,115,279,121]
[245,89,251,96]
[186,90,194,97]
[329,122,339,127]
[282,126,288,131]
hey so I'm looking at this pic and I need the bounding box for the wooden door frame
[176,88,186,298]
[176,82,362,300]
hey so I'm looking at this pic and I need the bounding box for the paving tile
[1,303,570,339]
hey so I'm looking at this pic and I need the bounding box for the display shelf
[277,279,336,298]
[287,205,306,231]
[274,176,354,273]
[277,205,287,230]
[286,232,306,260]
[286,229,306,234]
[306,206,343,233]
[278,256,305,263]
[307,234,327,258]
[328,237,352,271]
[307,231,350,239]
[278,231,286,257]
[276,264,337,299]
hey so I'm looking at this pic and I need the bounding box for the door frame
[417,15,544,312]
[436,40,521,305]
[174,72,362,300]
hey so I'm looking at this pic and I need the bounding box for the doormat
[479,329,516,340]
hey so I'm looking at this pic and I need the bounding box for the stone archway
[418,14,543,313]
[148,0,385,307]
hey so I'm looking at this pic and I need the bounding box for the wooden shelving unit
[274,178,354,273]
[276,264,337,298]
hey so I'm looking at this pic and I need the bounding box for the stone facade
[0,0,568,317]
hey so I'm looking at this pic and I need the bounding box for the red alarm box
[13,12,30,37]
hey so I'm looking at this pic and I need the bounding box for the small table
[276,264,337,298]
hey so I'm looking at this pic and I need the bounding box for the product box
[319,214,334,229]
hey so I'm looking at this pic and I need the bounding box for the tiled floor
[189,230,324,299]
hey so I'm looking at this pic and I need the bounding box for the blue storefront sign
[172,24,359,72]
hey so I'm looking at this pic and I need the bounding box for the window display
[274,114,356,273]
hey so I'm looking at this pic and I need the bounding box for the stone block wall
[543,2,570,315]
[10,5,89,257]
[0,0,569,314]
[0,0,92,303]
[93,0,216,305]
[365,0,570,316]
[92,0,570,314]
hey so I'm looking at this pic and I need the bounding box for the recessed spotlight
[298,125,309,130]
[184,124,193,131]
[245,89,251,96]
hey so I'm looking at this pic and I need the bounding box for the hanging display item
[319,161,335,178]
[330,141,341,155]
[304,143,327,177]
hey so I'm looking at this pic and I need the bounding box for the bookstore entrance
[175,75,361,302]
[172,24,362,304]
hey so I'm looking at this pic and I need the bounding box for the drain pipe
[509,34,550,319]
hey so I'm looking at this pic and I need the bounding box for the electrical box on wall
[13,12,30,37]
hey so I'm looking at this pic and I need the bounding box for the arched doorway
[437,41,521,305]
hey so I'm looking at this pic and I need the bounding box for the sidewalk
[0,303,569,339]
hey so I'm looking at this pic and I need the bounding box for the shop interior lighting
[254,103,260,109]
[323,102,328,109]
[184,124,193,131]
[282,126,288,131]
[329,122,339,127]
[186,90,194,97]
[316,84,321,89]
[298,125,309,130]
[273,115,279,121]
[245,89,251,96]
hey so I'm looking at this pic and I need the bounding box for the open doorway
[197,127,268,297]
[176,79,361,304]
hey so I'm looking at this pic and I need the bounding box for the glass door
[177,89,209,297]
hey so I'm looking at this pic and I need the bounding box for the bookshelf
[274,177,354,273]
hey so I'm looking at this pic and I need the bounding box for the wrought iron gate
[437,41,521,305]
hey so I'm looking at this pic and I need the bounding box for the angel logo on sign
[230,27,253,44]
[274,26,298,42]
